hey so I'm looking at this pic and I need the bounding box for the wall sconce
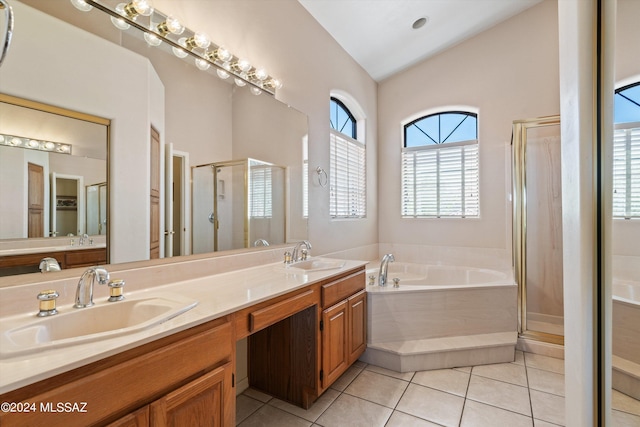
[74,0,283,95]
[0,133,72,154]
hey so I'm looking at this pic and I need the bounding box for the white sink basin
[0,296,198,357]
[281,258,346,272]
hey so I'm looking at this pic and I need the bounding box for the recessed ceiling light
[412,17,428,30]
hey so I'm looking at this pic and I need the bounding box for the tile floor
[236,351,640,427]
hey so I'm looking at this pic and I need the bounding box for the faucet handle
[107,279,125,302]
[37,290,59,317]
[392,278,400,288]
[368,275,376,286]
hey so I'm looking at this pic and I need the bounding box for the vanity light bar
[0,133,72,154]
[74,0,283,95]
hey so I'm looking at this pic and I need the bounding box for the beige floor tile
[236,395,264,425]
[612,409,640,426]
[238,405,312,427]
[454,366,473,373]
[612,389,640,417]
[315,393,393,427]
[530,390,565,426]
[524,353,564,375]
[269,389,340,422]
[330,364,365,391]
[366,363,415,381]
[472,362,528,387]
[534,419,563,427]
[385,410,442,426]
[412,368,470,397]
[396,383,465,427]
[243,388,273,403]
[527,367,565,397]
[344,370,409,408]
[460,399,534,427]
[466,375,531,416]
[514,350,525,366]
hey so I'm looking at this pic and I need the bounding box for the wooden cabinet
[0,316,234,427]
[0,247,107,276]
[320,273,366,390]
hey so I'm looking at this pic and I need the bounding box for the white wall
[377,0,560,254]
[0,2,164,263]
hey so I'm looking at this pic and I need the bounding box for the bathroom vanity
[0,259,366,426]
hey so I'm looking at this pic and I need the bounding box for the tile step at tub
[612,355,640,400]
[360,331,517,373]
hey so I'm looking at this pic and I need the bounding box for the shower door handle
[208,212,215,223]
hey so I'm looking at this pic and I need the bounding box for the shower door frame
[512,115,564,346]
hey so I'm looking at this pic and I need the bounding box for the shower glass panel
[191,159,286,255]
[513,116,564,344]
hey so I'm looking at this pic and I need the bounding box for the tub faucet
[74,267,109,308]
[378,253,395,286]
[291,240,312,262]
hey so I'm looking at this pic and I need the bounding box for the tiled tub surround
[360,261,517,372]
[0,248,367,394]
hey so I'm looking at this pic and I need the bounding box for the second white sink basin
[0,296,198,358]
[283,258,346,272]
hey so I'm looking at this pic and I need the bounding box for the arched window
[402,111,479,218]
[329,95,365,218]
[613,82,640,218]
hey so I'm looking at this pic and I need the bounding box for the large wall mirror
[0,0,308,277]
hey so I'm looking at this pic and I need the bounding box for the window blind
[250,167,272,218]
[613,125,640,218]
[401,141,479,218]
[330,130,366,218]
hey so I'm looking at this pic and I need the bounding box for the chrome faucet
[79,233,89,245]
[291,240,312,262]
[74,267,109,308]
[253,239,270,247]
[39,257,61,273]
[378,253,395,286]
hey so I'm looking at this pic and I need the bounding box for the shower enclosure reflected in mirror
[192,159,286,253]
[512,116,564,345]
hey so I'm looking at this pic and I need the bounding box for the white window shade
[250,167,272,218]
[402,141,479,218]
[330,130,366,218]
[613,125,640,218]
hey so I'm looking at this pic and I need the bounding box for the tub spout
[378,253,395,286]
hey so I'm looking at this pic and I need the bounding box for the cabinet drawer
[322,271,365,308]
[249,289,316,333]
[65,248,107,267]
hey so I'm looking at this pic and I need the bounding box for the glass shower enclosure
[192,158,285,254]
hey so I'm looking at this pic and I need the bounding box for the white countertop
[0,243,107,257]
[0,258,366,394]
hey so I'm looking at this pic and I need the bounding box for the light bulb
[255,68,268,81]
[111,4,131,30]
[217,68,230,80]
[144,32,162,46]
[195,58,210,71]
[172,38,188,58]
[234,78,247,87]
[157,16,184,35]
[124,0,153,18]
[264,78,283,90]
[0,135,5,144]
[186,32,210,50]
[207,47,232,63]
[44,141,55,150]
[9,137,22,146]
[233,59,251,73]
[250,87,263,96]
[28,140,39,148]
[70,0,93,12]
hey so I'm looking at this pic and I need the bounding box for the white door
[50,173,84,237]
[164,143,175,257]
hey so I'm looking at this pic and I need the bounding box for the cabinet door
[321,300,349,388]
[348,290,367,364]
[106,406,149,427]
[150,362,234,427]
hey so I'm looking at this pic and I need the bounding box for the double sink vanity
[0,254,367,426]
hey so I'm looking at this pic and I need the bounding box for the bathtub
[361,262,518,372]
[612,280,640,400]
